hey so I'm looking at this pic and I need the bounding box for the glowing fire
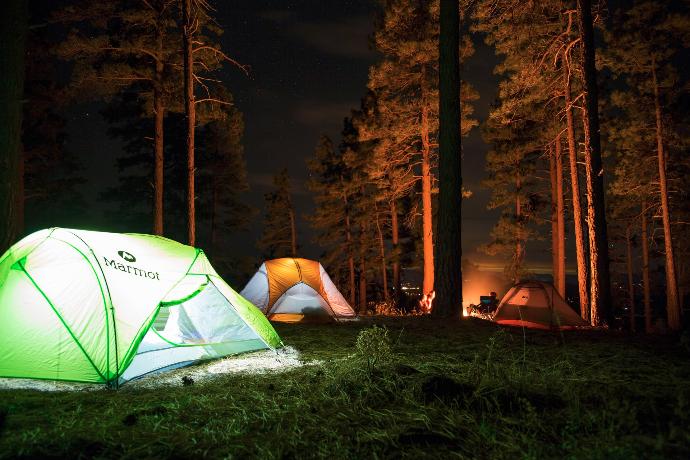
[419,290,435,314]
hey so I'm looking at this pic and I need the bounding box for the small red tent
[492,281,587,330]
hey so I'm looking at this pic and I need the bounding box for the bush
[355,326,393,371]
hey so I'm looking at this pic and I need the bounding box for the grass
[1,317,689,459]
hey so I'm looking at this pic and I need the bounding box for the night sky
[64,0,539,271]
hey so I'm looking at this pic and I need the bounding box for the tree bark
[420,78,435,299]
[391,199,401,301]
[375,208,389,300]
[359,252,367,314]
[433,0,462,319]
[550,146,560,289]
[182,0,196,246]
[626,225,635,332]
[564,57,589,320]
[578,0,612,327]
[153,12,165,236]
[556,135,566,296]
[0,0,27,253]
[340,174,356,306]
[641,200,652,333]
[651,57,680,331]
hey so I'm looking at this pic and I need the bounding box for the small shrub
[355,326,393,371]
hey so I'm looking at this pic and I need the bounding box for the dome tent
[241,258,356,322]
[492,281,588,330]
[0,228,282,386]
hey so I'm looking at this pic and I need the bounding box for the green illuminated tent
[0,228,282,386]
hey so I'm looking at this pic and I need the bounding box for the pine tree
[366,0,477,302]
[198,105,252,262]
[307,131,361,305]
[577,0,612,326]
[481,119,545,282]
[182,0,196,245]
[603,0,690,330]
[181,0,242,245]
[22,25,84,232]
[55,0,233,239]
[258,169,297,259]
[356,94,417,303]
[434,0,463,319]
[345,109,381,312]
[549,136,566,297]
[475,1,564,283]
[55,0,181,235]
[561,33,590,318]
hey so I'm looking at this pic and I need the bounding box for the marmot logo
[118,251,136,263]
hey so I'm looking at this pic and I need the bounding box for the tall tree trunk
[391,199,401,301]
[641,200,652,333]
[578,0,612,327]
[515,169,523,284]
[347,223,356,306]
[434,0,462,319]
[651,57,680,331]
[0,0,27,253]
[420,81,435,298]
[153,15,165,236]
[182,0,196,246]
[626,225,635,332]
[550,146,559,290]
[289,206,297,256]
[340,174,356,305]
[564,57,590,319]
[359,251,367,314]
[375,210,389,300]
[556,135,566,296]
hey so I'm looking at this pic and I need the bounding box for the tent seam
[50,236,113,383]
[64,229,120,387]
[0,228,56,267]
[17,260,106,382]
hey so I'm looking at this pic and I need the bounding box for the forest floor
[1,317,689,459]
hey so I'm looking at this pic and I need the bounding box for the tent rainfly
[492,281,588,330]
[0,228,282,386]
[241,258,356,322]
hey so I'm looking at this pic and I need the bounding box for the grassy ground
[1,317,689,459]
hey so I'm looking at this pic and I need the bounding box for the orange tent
[241,258,356,322]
